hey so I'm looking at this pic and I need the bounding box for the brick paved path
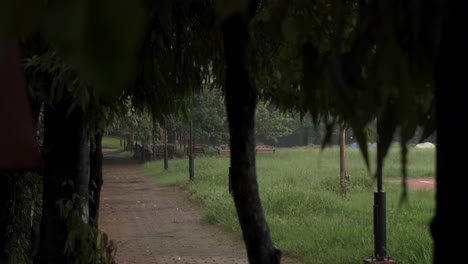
[99,151,300,264]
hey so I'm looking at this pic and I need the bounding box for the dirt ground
[99,150,300,264]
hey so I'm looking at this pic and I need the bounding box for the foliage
[256,102,294,143]
[250,0,441,178]
[57,194,116,264]
[144,146,435,263]
[190,88,295,145]
[127,0,221,122]
[107,109,157,145]
[0,172,42,264]
[3,0,146,100]
[191,88,229,145]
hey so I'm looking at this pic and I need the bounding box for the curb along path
[99,151,249,264]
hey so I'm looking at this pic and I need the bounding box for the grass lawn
[143,145,435,264]
[102,136,122,149]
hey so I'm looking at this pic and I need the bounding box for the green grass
[143,145,435,264]
[102,136,122,149]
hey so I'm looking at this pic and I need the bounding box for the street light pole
[374,146,387,260]
[365,120,396,264]
[189,119,194,181]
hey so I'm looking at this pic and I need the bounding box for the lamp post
[365,121,396,264]
[189,119,194,181]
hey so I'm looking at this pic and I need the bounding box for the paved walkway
[99,150,298,264]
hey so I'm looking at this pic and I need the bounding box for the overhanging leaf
[215,0,249,22]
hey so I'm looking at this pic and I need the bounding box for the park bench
[134,144,153,160]
[217,144,230,157]
[153,144,175,159]
[186,146,205,156]
[255,144,276,153]
[217,144,276,157]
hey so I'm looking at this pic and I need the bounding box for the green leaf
[44,0,146,101]
[0,0,43,38]
[215,0,249,22]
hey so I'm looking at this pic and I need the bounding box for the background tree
[255,102,293,144]
[192,88,229,146]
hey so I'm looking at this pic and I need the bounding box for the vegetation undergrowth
[143,145,435,264]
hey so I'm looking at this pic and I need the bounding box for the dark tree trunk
[222,6,281,263]
[302,126,309,146]
[152,129,156,160]
[164,128,169,170]
[34,95,88,264]
[89,133,103,229]
[168,128,176,145]
[126,134,134,151]
[432,5,468,263]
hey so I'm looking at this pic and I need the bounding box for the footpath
[100,150,279,264]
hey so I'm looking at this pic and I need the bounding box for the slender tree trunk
[339,125,347,197]
[164,128,168,170]
[89,133,103,229]
[222,5,281,263]
[183,128,186,153]
[302,126,309,146]
[432,6,468,263]
[127,134,134,151]
[35,95,88,264]
[152,129,156,160]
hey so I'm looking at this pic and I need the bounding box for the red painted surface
[388,178,435,190]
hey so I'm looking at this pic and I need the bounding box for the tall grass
[143,145,435,263]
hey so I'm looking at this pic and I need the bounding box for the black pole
[164,127,168,170]
[374,191,387,260]
[373,123,388,261]
[189,120,194,181]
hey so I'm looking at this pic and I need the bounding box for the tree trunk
[432,6,468,263]
[127,134,134,151]
[302,126,309,146]
[164,128,168,170]
[34,95,88,264]
[222,6,281,263]
[89,133,103,229]
[339,125,347,197]
[152,129,156,160]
